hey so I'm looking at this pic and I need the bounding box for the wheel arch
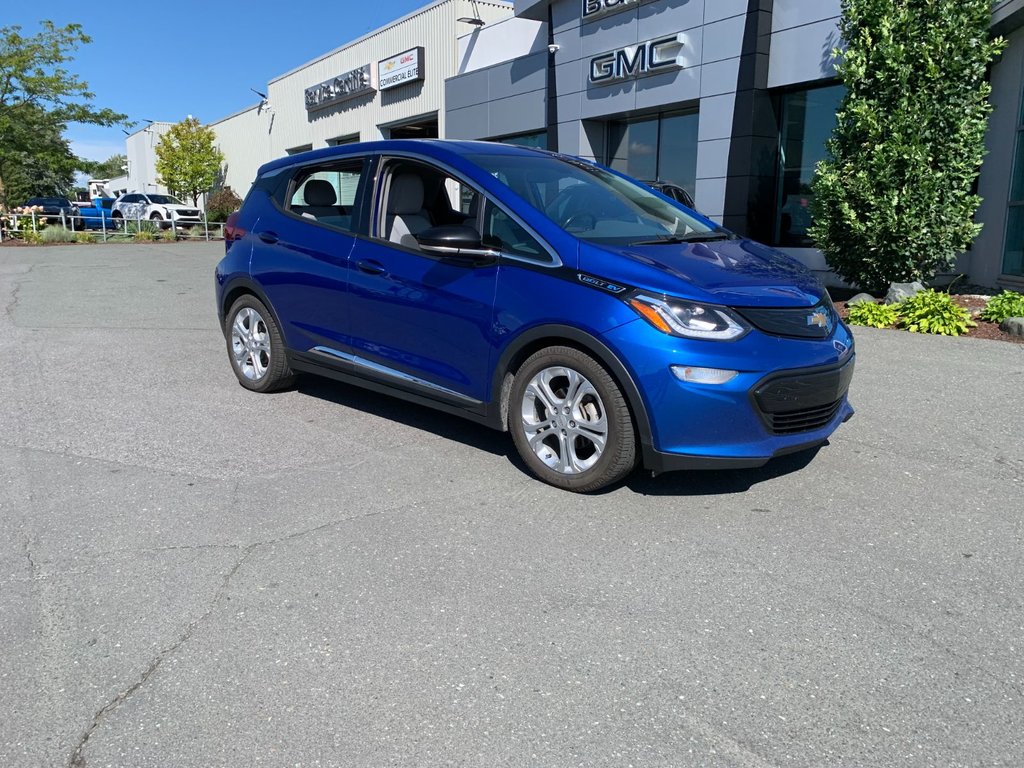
[492,324,653,452]
[219,278,284,339]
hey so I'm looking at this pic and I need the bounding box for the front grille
[764,400,844,435]
[753,357,854,435]
[735,301,837,339]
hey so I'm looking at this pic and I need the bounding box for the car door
[346,156,499,405]
[249,156,369,355]
[116,194,137,220]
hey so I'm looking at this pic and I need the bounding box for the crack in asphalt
[23,537,37,578]
[63,506,393,767]
[2,264,34,322]
[66,544,258,768]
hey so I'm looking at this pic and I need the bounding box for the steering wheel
[563,212,597,232]
[545,186,596,231]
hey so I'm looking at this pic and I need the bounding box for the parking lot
[1,242,1022,767]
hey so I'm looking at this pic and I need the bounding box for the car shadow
[295,377,824,497]
[294,377,513,459]
[622,446,824,497]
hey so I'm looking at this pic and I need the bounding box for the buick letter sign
[378,47,425,91]
[305,65,374,111]
[582,0,642,21]
[589,34,686,84]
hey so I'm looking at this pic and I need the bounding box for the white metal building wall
[124,123,173,197]
[210,0,512,198]
[209,105,273,197]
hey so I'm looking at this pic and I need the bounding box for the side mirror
[415,225,498,263]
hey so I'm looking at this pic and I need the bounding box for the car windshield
[466,152,715,245]
[147,194,183,204]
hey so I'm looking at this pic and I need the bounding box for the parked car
[215,140,855,492]
[21,197,80,228]
[112,192,203,229]
[642,180,696,209]
[75,197,117,230]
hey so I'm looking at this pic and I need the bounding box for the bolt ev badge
[834,340,848,356]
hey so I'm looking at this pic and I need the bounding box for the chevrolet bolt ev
[216,141,854,492]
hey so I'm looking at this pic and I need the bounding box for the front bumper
[603,319,857,474]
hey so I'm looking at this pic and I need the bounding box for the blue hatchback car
[216,140,854,492]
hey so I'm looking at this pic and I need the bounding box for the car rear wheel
[225,295,295,392]
[510,346,637,492]
[111,212,123,231]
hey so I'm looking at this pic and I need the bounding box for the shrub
[979,291,1024,323]
[21,229,43,243]
[158,228,177,242]
[809,0,1005,290]
[39,227,77,243]
[75,232,93,244]
[205,188,242,223]
[898,289,974,336]
[125,220,158,236]
[847,300,899,328]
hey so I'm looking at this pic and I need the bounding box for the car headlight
[627,294,748,341]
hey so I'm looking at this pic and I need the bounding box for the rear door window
[286,159,367,234]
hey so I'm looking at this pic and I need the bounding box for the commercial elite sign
[305,64,374,111]
[378,47,425,91]
[589,34,686,84]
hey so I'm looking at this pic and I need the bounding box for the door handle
[357,259,387,276]
[258,231,279,244]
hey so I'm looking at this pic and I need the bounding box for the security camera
[548,43,560,54]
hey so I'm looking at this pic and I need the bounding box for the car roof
[256,139,557,178]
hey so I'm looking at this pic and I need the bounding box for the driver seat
[386,174,431,248]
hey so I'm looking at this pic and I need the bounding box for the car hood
[580,238,825,308]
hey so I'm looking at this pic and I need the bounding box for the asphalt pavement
[1,242,1022,767]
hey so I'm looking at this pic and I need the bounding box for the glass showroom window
[1002,90,1024,277]
[607,110,698,200]
[493,131,547,150]
[775,84,844,247]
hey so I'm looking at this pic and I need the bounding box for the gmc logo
[589,34,686,84]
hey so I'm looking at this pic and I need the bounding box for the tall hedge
[810,0,1005,290]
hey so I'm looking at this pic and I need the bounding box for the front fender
[490,323,654,456]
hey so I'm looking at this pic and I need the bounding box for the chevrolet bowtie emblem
[807,310,829,329]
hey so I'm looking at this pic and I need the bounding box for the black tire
[112,212,123,231]
[224,295,295,392]
[150,212,164,230]
[509,345,637,492]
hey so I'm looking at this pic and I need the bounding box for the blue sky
[3,0,431,162]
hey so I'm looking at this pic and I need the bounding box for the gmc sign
[589,34,686,84]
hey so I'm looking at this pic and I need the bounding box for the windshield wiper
[630,231,733,246]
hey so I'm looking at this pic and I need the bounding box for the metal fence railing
[0,209,227,244]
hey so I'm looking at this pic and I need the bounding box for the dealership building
[152,0,1024,288]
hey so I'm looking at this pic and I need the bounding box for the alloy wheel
[520,366,608,474]
[230,306,271,381]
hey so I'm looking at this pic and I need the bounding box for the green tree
[83,153,127,180]
[809,0,1005,290]
[0,22,127,206]
[154,117,223,206]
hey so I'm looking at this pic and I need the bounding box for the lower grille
[753,357,854,435]
[764,400,844,435]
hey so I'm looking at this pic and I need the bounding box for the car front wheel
[510,346,637,492]
[225,295,295,392]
